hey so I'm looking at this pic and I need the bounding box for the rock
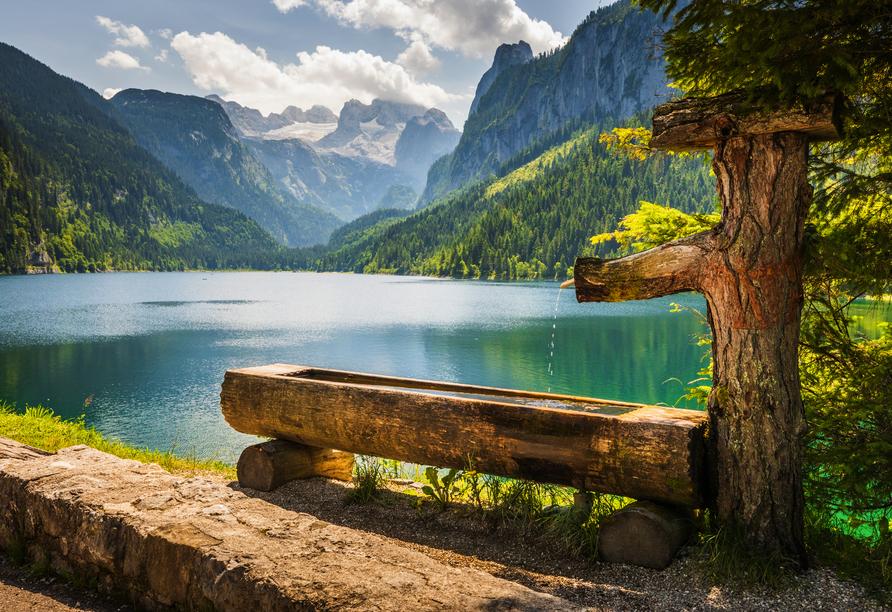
[0,438,579,611]
[316,99,427,150]
[394,109,461,181]
[305,105,338,124]
[469,41,533,115]
[0,437,52,461]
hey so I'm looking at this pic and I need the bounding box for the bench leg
[598,501,700,569]
[237,440,355,492]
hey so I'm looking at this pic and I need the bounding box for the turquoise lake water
[0,272,727,461]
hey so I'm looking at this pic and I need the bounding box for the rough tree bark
[705,132,810,564]
[573,124,817,564]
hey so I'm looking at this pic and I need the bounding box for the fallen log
[220,364,708,508]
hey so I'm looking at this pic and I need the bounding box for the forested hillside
[110,89,342,247]
[317,120,714,278]
[0,43,288,274]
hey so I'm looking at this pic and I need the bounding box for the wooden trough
[220,364,709,509]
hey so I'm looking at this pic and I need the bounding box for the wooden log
[220,364,709,508]
[237,440,354,492]
[573,232,709,303]
[598,501,700,569]
[651,90,842,152]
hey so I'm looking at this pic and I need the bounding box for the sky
[0,0,616,128]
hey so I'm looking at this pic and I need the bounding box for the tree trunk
[571,130,812,563]
[704,131,810,564]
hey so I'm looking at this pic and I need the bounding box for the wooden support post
[237,439,354,492]
[572,91,843,564]
[599,501,700,570]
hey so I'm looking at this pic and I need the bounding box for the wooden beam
[220,364,709,508]
[651,90,842,152]
[574,232,710,303]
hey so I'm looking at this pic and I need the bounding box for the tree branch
[573,231,712,302]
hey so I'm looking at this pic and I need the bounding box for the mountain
[0,42,289,274]
[206,96,450,221]
[394,109,461,181]
[109,89,341,247]
[247,137,418,221]
[205,95,337,140]
[317,118,714,278]
[316,98,427,157]
[468,41,534,115]
[421,0,677,204]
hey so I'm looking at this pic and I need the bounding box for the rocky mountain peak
[316,98,427,150]
[305,105,338,123]
[394,107,461,182]
[469,40,533,115]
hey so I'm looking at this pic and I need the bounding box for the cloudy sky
[0,0,616,127]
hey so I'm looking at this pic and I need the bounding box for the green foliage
[801,304,892,531]
[0,400,236,479]
[805,508,891,602]
[109,89,341,248]
[4,532,28,566]
[374,184,418,211]
[346,456,389,504]
[325,208,413,252]
[539,491,627,559]
[421,467,460,512]
[591,201,719,252]
[637,0,891,111]
[694,513,798,589]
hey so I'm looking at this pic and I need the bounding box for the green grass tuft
[0,400,235,479]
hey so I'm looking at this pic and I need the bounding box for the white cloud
[276,0,566,57]
[96,50,151,72]
[96,16,150,48]
[272,0,309,10]
[102,88,123,100]
[396,39,441,76]
[155,49,169,62]
[170,30,464,115]
[157,28,173,39]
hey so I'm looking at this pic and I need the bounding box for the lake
[4,271,867,464]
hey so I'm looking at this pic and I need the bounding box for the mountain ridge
[421,0,677,204]
[110,88,341,247]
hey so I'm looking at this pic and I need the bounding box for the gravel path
[234,476,889,612]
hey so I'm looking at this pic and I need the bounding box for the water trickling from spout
[547,287,562,392]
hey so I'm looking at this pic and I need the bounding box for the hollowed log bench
[220,364,708,568]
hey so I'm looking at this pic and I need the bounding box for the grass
[349,453,628,559]
[0,400,236,479]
